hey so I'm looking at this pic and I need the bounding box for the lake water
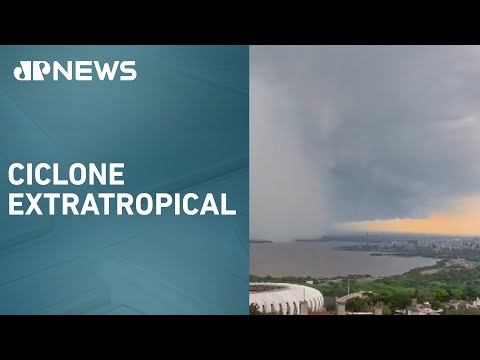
[250,242,439,278]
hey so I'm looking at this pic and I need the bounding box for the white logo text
[13,61,137,81]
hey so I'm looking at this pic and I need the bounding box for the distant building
[407,307,421,315]
[448,300,469,310]
[407,302,441,315]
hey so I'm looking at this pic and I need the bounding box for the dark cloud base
[251,45,480,241]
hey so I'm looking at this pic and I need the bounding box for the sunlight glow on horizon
[336,196,480,236]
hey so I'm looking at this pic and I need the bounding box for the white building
[249,282,324,315]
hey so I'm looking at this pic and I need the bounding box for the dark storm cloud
[251,45,480,241]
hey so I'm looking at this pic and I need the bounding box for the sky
[250,45,480,241]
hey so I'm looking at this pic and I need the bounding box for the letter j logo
[14,61,51,81]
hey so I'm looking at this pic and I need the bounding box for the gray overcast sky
[250,45,480,241]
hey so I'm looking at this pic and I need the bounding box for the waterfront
[250,241,439,278]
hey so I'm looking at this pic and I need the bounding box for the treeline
[250,274,372,284]
[315,266,480,311]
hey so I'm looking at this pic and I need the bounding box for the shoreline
[250,258,447,283]
[250,256,480,285]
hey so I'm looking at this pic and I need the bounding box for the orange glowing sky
[337,196,480,236]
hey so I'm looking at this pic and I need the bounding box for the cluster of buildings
[404,238,480,252]
[396,302,443,315]
[352,237,480,255]
[394,297,480,315]
[447,297,480,310]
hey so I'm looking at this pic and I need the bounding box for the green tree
[430,299,442,310]
[465,285,479,299]
[449,288,465,300]
[346,297,371,312]
[388,292,412,310]
[435,288,449,302]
